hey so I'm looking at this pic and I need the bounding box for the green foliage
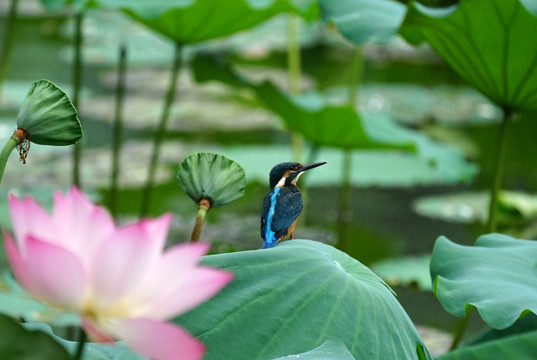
[176,240,431,360]
[254,81,415,150]
[413,191,537,225]
[319,0,406,44]
[177,152,246,208]
[436,330,537,360]
[192,55,477,185]
[431,234,537,329]
[22,323,146,360]
[16,80,82,146]
[400,0,537,112]
[122,0,319,44]
[372,255,432,291]
[0,314,71,360]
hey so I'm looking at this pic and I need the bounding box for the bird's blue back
[261,186,302,248]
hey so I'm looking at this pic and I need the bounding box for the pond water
[3,2,537,350]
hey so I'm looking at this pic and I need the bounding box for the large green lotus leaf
[257,83,478,183]
[177,152,246,208]
[175,240,431,360]
[319,0,406,44]
[371,255,432,291]
[436,330,537,360]
[0,314,71,360]
[400,0,537,113]
[255,81,416,151]
[431,234,537,329]
[122,0,318,44]
[16,80,83,146]
[274,339,355,360]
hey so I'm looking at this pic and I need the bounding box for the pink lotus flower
[3,188,233,360]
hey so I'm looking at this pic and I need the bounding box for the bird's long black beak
[298,161,327,172]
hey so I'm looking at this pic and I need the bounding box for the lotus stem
[337,149,352,251]
[72,328,87,360]
[110,44,127,218]
[337,46,363,250]
[450,108,513,350]
[191,198,211,242]
[449,311,472,351]
[287,15,305,164]
[72,11,84,188]
[0,0,19,103]
[486,107,512,233]
[0,135,21,184]
[140,42,182,218]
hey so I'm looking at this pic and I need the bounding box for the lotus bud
[16,79,82,147]
[177,152,246,242]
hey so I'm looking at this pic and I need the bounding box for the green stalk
[0,135,21,184]
[287,15,304,164]
[191,199,211,242]
[72,12,84,188]
[0,0,19,103]
[72,328,87,360]
[450,108,512,350]
[140,42,182,217]
[109,44,127,218]
[449,312,472,351]
[487,108,512,233]
[337,47,363,250]
[337,149,352,250]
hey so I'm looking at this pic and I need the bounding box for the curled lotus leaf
[431,234,537,329]
[16,80,83,146]
[399,0,537,113]
[177,152,246,208]
[122,0,319,44]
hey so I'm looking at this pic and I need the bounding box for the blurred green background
[3,0,537,354]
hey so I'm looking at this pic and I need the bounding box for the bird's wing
[271,188,303,235]
[260,192,271,239]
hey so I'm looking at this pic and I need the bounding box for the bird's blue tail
[262,240,277,249]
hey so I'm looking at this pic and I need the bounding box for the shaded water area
[4,2,537,353]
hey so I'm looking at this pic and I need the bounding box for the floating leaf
[372,255,432,291]
[219,144,475,187]
[413,191,537,225]
[498,191,537,219]
[122,0,319,44]
[273,339,355,360]
[400,0,537,112]
[176,240,431,360]
[319,0,406,44]
[431,234,537,329]
[413,192,489,224]
[16,80,82,146]
[0,314,71,360]
[177,152,246,208]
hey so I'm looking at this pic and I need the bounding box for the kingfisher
[260,161,327,249]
